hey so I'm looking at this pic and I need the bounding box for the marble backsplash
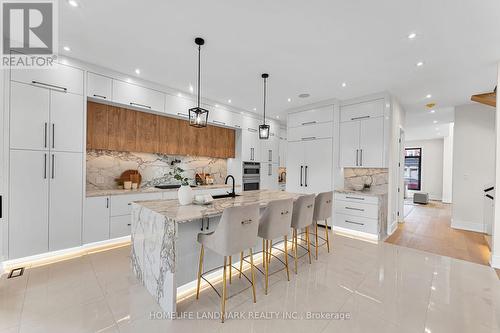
[343,168,388,192]
[86,150,227,189]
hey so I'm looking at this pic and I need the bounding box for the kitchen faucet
[225,175,236,197]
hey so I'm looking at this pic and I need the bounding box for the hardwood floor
[386,201,492,267]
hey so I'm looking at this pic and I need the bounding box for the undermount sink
[211,193,240,199]
[155,184,198,189]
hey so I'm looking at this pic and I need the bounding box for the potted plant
[169,167,193,205]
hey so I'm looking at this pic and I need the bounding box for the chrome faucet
[225,175,236,197]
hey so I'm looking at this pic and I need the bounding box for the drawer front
[288,122,333,142]
[335,192,379,205]
[334,213,379,234]
[110,215,132,238]
[288,106,334,128]
[110,192,163,216]
[340,99,385,123]
[335,200,378,219]
[12,63,84,95]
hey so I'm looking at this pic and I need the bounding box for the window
[405,148,421,191]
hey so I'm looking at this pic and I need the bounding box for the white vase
[178,185,194,205]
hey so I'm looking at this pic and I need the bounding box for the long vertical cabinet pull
[52,124,55,149]
[305,166,308,187]
[268,163,272,176]
[106,198,109,209]
[44,123,48,148]
[300,165,303,186]
[51,154,55,179]
[360,149,363,166]
[43,153,47,179]
[268,150,272,162]
[355,149,359,166]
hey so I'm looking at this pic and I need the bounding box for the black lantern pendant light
[259,73,270,139]
[189,37,209,128]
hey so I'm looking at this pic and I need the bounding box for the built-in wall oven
[243,162,260,191]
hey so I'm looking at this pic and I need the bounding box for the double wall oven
[243,162,260,191]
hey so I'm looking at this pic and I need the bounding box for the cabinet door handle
[346,196,365,200]
[247,128,257,133]
[360,149,363,166]
[301,121,317,125]
[301,136,316,141]
[51,123,55,149]
[44,122,48,148]
[32,80,67,92]
[305,165,308,187]
[233,124,241,128]
[213,120,226,125]
[51,154,55,179]
[43,153,47,179]
[345,206,364,212]
[300,165,303,186]
[356,149,359,166]
[106,198,109,208]
[351,115,370,121]
[177,112,189,118]
[345,220,364,226]
[93,94,107,99]
[269,149,272,162]
[130,102,152,109]
[0,195,2,219]
[268,163,272,176]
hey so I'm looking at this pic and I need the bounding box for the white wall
[405,139,444,201]
[492,64,500,269]
[453,103,495,233]
[442,123,454,203]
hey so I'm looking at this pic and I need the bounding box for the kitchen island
[130,189,300,314]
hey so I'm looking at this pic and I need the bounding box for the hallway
[386,201,492,266]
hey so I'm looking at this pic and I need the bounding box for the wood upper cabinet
[136,112,159,153]
[87,102,235,158]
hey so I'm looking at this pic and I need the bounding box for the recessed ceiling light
[67,0,79,7]
[134,68,141,75]
[287,98,291,102]
[429,109,435,113]
[189,84,194,93]
[228,99,231,103]
[433,120,438,124]
[214,104,219,108]
[426,94,432,99]
[177,93,182,97]
[298,93,310,98]
[435,127,439,130]
[341,82,347,87]
[416,61,424,67]
[276,115,280,119]
[63,46,71,52]
[253,107,257,111]
[408,33,417,39]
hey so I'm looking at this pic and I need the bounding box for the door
[303,138,333,194]
[339,120,360,167]
[286,141,304,193]
[50,91,84,152]
[10,82,50,151]
[9,150,49,258]
[84,196,110,244]
[359,117,384,167]
[49,152,83,251]
[87,72,112,101]
[242,128,255,161]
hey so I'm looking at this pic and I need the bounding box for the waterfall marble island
[131,189,300,314]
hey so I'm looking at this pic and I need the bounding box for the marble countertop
[132,189,301,223]
[86,184,239,197]
[335,188,388,198]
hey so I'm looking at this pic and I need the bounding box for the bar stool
[253,198,294,295]
[313,191,333,260]
[290,194,316,273]
[196,204,260,323]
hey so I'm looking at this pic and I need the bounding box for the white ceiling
[405,107,454,141]
[59,0,500,120]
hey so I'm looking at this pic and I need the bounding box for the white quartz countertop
[335,188,388,198]
[132,189,301,223]
[86,184,239,197]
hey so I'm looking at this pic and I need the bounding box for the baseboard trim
[1,236,131,273]
[387,220,398,236]
[332,226,379,244]
[450,219,485,233]
[491,254,500,269]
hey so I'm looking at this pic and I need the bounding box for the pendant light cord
[263,76,267,124]
[197,45,201,108]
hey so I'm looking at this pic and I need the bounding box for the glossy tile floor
[386,201,492,266]
[1,234,500,333]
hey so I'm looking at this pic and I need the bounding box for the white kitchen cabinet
[49,152,83,251]
[113,79,165,112]
[50,91,84,153]
[110,215,132,239]
[165,93,193,118]
[261,163,279,190]
[339,120,359,167]
[208,105,232,127]
[287,122,333,142]
[288,105,334,128]
[286,138,333,194]
[229,112,243,129]
[241,117,260,162]
[10,82,50,151]
[340,99,384,123]
[110,192,162,217]
[87,72,112,101]
[278,137,287,167]
[84,196,110,244]
[11,62,84,95]
[334,192,382,238]
[9,150,49,259]
[260,134,279,164]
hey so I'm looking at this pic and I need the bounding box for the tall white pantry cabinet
[7,64,85,259]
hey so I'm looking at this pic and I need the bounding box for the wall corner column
[491,62,500,268]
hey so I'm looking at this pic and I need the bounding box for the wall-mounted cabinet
[288,105,334,128]
[87,72,112,101]
[112,80,165,112]
[87,102,235,158]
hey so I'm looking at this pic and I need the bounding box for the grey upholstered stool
[255,198,293,295]
[196,204,260,323]
[313,191,333,260]
[290,194,316,273]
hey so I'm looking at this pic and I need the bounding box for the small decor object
[116,170,142,188]
[131,183,138,190]
[169,167,194,205]
[123,181,132,190]
[259,73,270,139]
[189,37,209,128]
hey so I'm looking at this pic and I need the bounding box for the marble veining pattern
[86,149,227,190]
[343,167,388,193]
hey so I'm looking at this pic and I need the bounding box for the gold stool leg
[221,256,227,323]
[325,219,330,253]
[268,240,273,264]
[249,248,256,303]
[306,226,312,264]
[284,235,290,281]
[196,244,204,299]
[315,223,319,260]
[239,251,243,278]
[262,239,266,270]
[229,256,232,284]
[293,228,298,274]
[264,240,269,295]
